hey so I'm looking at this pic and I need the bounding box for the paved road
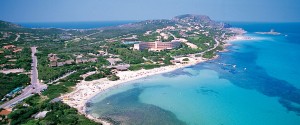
[14,34,20,41]
[189,38,220,57]
[0,47,47,109]
[48,70,76,84]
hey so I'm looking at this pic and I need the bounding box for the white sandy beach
[61,57,205,125]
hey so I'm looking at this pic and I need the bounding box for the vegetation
[42,68,95,99]
[138,32,159,42]
[183,58,189,61]
[8,95,98,125]
[108,74,120,81]
[0,47,32,71]
[187,35,215,50]
[85,73,105,81]
[0,73,30,99]
[84,68,113,81]
[203,50,216,59]
[129,64,162,71]
[113,48,144,64]
[7,67,100,124]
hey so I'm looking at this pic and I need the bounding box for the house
[81,59,88,63]
[106,58,122,66]
[76,58,83,64]
[13,48,23,53]
[76,58,96,64]
[88,58,98,63]
[0,109,11,116]
[49,61,57,67]
[115,64,130,71]
[34,111,49,119]
[2,45,16,49]
[111,69,118,74]
[8,59,17,62]
[110,64,130,74]
[48,53,59,62]
[57,62,65,67]
[4,55,13,58]
[65,59,74,65]
[50,98,62,103]
[98,50,107,55]
[171,60,181,65]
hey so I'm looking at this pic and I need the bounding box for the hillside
[0,20,22,29]
[173,14,231,28]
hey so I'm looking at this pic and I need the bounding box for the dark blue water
[87,23,300,125]
[16,21,136,29]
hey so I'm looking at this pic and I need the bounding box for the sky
[0,0,299,22]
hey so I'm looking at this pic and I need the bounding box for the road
[0,47,47,109]
[168,32,198,49]
[14,34,20,41]
[48,70,76,84]
[189,38,220,57]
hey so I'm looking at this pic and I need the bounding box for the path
[48,71,77,84]
[0,47,47,109]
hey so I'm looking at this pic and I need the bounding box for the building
[76,58,98,64]
[88,58,98,63]
[48,53,59,62]
[2,45,16,49]
[0,109,11,116]
[121,35,138,42]
[57,62,65,67]
[48,53,59,67]
[13,48,23,53]
[49,61,57,67]
[98,50,107,55]
[171,60,181,65]
[106,58,122,66]
[34,111,49,119]
[109,64,130,74]
[65,60,75,65]
[134,40,181,51]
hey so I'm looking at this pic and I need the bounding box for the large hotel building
[134,40,181,51]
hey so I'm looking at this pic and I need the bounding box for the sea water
[86,23,300,125]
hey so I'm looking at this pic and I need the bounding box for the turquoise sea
[86,23,300,125]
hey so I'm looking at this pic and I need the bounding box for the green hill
[0,20,22,29]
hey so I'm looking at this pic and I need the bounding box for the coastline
[61,35,251,125]
[61,57,206,125]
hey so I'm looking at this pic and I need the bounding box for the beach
[61,57,206,125]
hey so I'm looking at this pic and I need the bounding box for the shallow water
[87,23,300,125]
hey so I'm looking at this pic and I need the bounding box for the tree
[108,74,120,81]
[183,58,189,61]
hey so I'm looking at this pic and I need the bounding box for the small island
[255,29,281,35]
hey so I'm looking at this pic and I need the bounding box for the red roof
[0,109,11,115]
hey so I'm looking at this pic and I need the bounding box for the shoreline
[61,57,206,125]
[61,35,252,125]
[226,35,254,42]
